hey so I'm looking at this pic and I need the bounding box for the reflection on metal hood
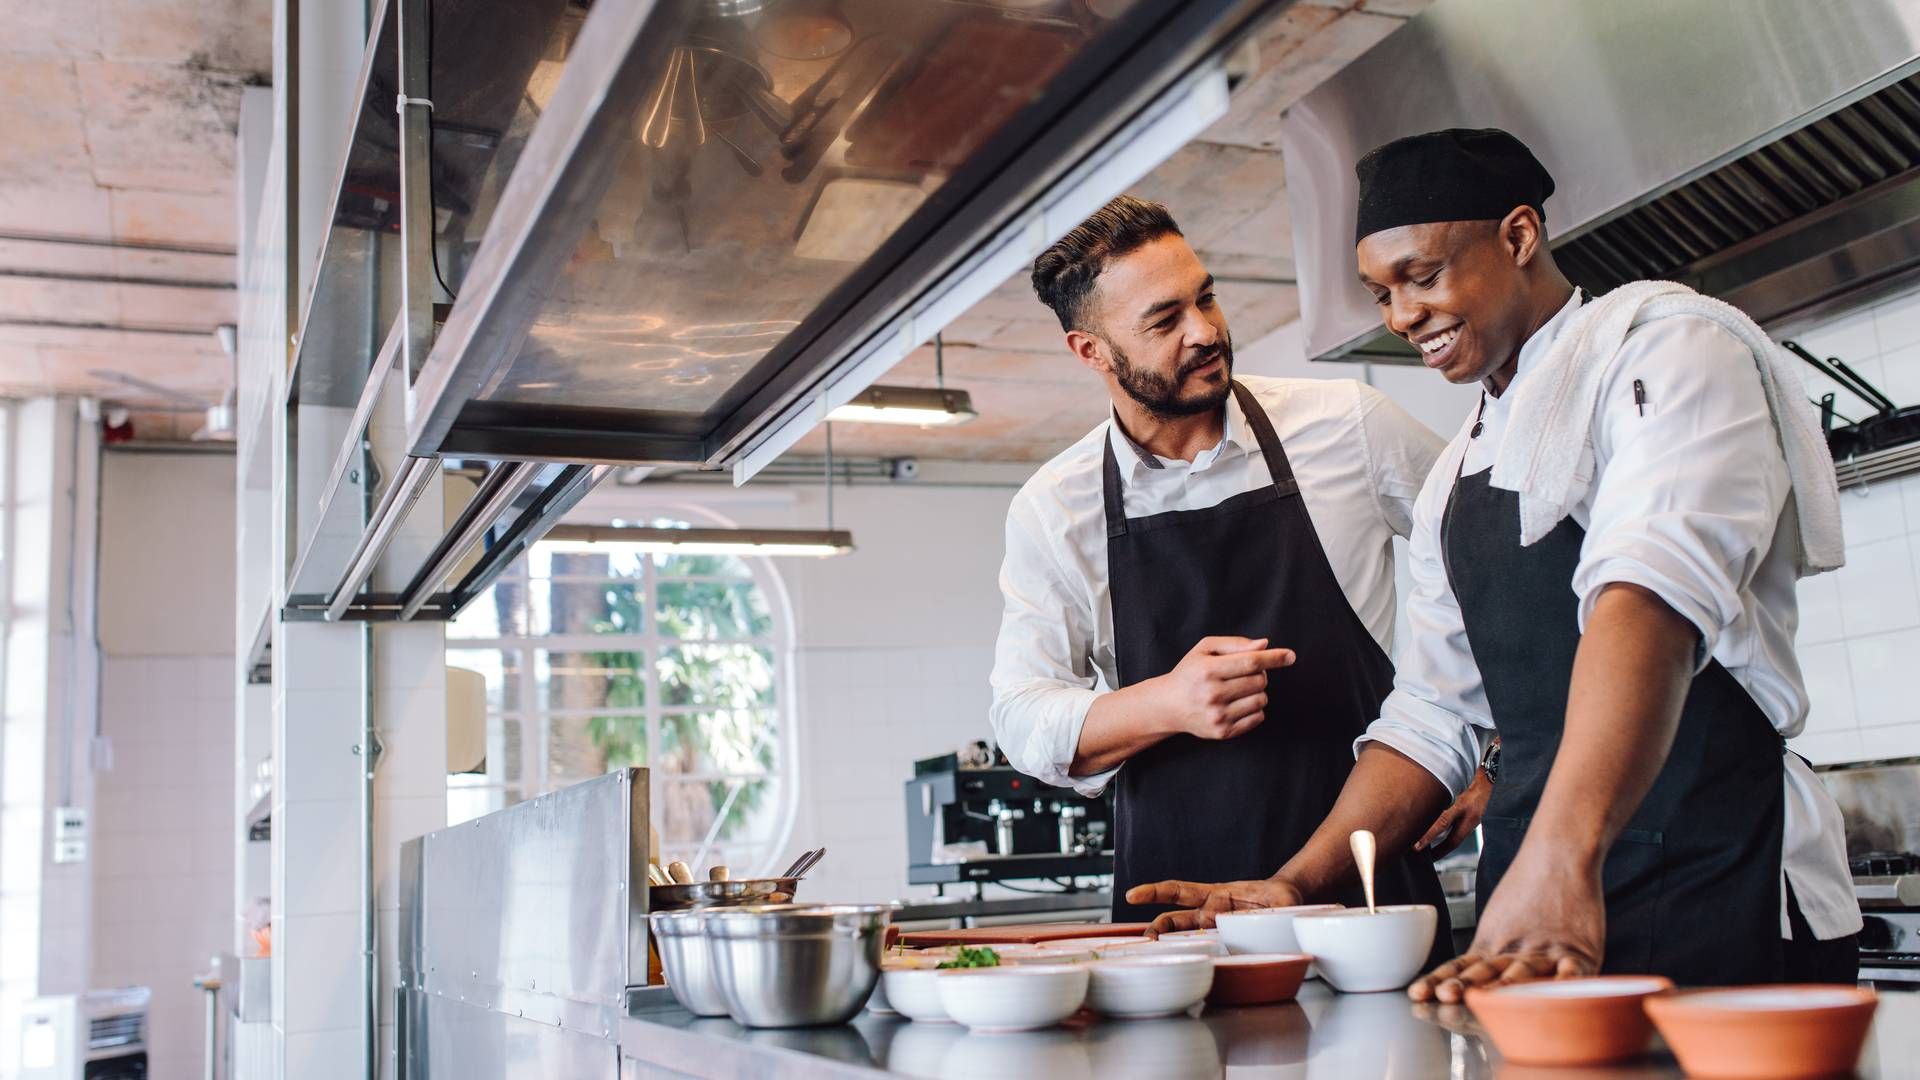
[1280,0,1920,363]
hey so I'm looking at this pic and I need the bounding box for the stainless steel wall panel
[409,769,650,1050]
[408,991,621,1080]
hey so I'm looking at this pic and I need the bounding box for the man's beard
[1110,339,1234,421]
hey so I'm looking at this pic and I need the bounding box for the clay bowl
[1643,985,1878,1079]
[1206,953,1311,1007]
[1465,975,1673,1066]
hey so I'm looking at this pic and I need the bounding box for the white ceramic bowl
[1097,937,1225,960]
[1213,904,1343,956]
[995,943,1093,966]
[1085,954,1215,1019]
[883,966,952,1023]
[1289,905,1436,993]
[936,964,1090,1033]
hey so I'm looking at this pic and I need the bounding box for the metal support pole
[396,0,435,385]
[193,967,222,1080]
[358,622,380,1080]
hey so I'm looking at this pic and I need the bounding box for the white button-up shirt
[1360,292,1861,940]
[990,375,1445,797]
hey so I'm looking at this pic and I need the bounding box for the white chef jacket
[990,375,1445,797]
[1360,291,1861,940]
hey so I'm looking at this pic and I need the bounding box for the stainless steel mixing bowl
[703,904,892,1027]
[649,909,731,1017]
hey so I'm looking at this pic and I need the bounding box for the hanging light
[827,385,977,426]
[544,525,853,558]
[549,432,854,557]
[827,334,977,426]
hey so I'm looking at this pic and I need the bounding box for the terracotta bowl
[1206,953,1311,1007]
[1643,985,1878,1079]
[1466,975,1673,1066]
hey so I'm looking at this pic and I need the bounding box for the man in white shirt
[990,196,1457,953]
[1132,129,1860,995]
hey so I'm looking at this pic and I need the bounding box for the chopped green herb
[936,946,1002,970]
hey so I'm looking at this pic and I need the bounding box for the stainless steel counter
[618,980,1920,1079]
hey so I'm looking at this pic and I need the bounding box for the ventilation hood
[1280,0,1920,363]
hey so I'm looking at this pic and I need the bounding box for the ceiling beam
[0,231,236,259]
[0,317,224,337]
[0,269,236,290]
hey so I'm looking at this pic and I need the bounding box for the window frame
[446,522,799,877]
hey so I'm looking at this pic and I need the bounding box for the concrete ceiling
[0,0,268,415]
[0,0,1425,458]
[796,0,1431,463]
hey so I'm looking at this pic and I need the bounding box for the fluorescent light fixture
[544,524,854,558]
[826,385,977,427]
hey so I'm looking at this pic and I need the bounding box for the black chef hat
[1354,128,1555,244]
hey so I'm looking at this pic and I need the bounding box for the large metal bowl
[649,910,731,1017]
[649,877,802,912]
[703,904,892,1028]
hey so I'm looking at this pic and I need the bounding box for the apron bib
[1442,447,1785,984]
[1106,381,1450,963]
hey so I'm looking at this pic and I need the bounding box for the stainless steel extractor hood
[281,0,1283,620]
[406,0,1283,471]
[1280,0,1920,363]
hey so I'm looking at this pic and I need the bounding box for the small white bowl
[1213,904,1343,956]
[998,943,1094,966]
[936,964,1089,1033]
[1289,905,1436,993]
[1097,937,1225,960]
[1085,954,1215,1019]
[883,966,952,1023]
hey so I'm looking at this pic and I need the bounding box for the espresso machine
[904,743,1113,889]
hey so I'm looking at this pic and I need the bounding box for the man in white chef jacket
[989,196,1466,952]
[1133,129,1861,996]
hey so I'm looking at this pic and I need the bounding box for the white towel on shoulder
[1488,280,1845,577]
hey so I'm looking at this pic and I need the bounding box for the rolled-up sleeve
[1355,441,1492,798]
[989,491,1118,796]
[1571,317,1790,668]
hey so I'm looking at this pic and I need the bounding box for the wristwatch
[1480,736,1501,785]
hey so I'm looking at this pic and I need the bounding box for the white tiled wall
[1786,287,1920,765]
[91,655,235,1079]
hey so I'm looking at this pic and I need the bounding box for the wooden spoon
[1350,829,1378,914]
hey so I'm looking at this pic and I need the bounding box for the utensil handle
[1350,830,1378,914]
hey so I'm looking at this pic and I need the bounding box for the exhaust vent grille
[1556,72,1920,293]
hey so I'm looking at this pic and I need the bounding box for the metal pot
[703,904,892,1027]
[649,910,732,1017]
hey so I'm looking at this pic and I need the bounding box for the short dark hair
[1031,196,1183,332]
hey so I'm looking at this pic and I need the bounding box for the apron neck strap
[1101,437,1129,538]
[1229,381,1300,499]
[1101,381,1300,539]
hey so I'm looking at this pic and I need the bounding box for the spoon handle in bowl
[1350,830,1377,914]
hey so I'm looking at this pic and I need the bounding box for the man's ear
[1066,328,1110,375]
[1500,205,1545,269]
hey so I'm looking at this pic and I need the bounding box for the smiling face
[1071,233,1234,420]
[1355,210,1546,388]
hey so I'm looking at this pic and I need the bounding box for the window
[447,531,794,876]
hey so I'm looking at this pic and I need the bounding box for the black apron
[1442,415,1786,985]
[1106,381,1450,962]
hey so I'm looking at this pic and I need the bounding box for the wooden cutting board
[898,922,1151,948]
